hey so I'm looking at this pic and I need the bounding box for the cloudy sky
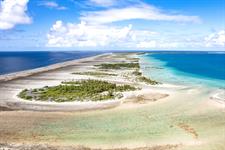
[0,0,224,51]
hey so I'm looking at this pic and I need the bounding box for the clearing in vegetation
[72,71,117,76]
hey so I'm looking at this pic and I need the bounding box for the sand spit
[0,53,168,111]
[0,143,180,150]
[0,53,109,82]
[1,99,122,112]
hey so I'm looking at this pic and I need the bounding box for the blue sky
[0,0,224,51]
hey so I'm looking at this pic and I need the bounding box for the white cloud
[205,30,225,47]
[137,41,156,48]
[136,40,179,49]
[47,20,189,49]
[81,4,201,24]
[47,21,225,50]
[89,0,118,7]
[159,42,179,49]
[39,1,67,10]
[0,0,31,30]
[46,1,204,49]
[47,20,136,47]
[47,20,210,49]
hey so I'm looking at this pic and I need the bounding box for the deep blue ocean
[0,51,102,75]
[150,53,225,80]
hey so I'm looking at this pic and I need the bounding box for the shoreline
[0,52,225,149]
[0,52,224,111]
[1,52,157,111]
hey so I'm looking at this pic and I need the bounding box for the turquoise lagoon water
[139,52,225,89]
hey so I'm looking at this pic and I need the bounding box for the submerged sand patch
[177,123,198,139]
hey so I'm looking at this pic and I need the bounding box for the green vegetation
[95,63,140,69]
[18,89,32,100]
[18,80,136,102]
[132,70,142,76]
[138,76,159,85]
[72,72,117,76]
[132,70,159,85]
